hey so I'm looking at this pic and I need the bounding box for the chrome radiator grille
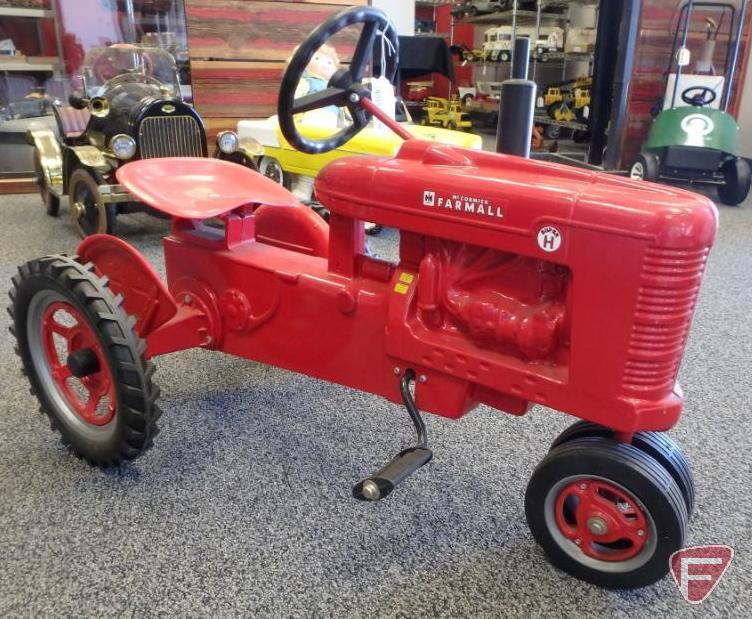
[622,246,710,394]
[138,115,204,159]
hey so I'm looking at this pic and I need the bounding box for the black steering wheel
[278,6,398,154]
[681,86,717,107]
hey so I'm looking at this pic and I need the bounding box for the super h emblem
[537,226,562,252]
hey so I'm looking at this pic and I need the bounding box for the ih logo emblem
[670,545,733,604]
[423,190,435,206]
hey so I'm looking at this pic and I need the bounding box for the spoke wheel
[39,299,116,427]
[69,168,117,238]
[258,156,287,187]
[9,255,161,466]
[34,150,60,216]
[526,437,687,588]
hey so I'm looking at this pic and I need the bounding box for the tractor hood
[315,140,717,260]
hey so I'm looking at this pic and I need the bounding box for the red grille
[623,246,710,393]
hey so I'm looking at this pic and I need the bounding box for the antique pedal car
[10,8,717,589]
[27,44,254,236]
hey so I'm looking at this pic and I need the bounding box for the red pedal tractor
[9,8,717,589]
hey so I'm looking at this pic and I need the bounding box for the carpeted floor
[0,190,750,618]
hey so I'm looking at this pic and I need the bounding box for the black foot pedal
[353,369,433,501]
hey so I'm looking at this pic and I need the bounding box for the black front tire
[68,167,117,237]
[629,153,660,182]
[525,437,687,589]
[216,150,259,172]
[717,157,751,206]
[550,421,695,515]
[9,255,162,466]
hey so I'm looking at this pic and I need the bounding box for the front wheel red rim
[553,478,649,562]
[40,300,116,426]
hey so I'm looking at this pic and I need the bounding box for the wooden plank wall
[622,1,752,167]
[185,0,368,146]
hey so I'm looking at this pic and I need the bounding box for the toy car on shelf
[26,44,257,237]
[483,26,564,62]
[451,0,506,18]
[421,96,473,131]
[10,7,717,591]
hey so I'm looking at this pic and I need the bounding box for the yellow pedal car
[220,101,480,198]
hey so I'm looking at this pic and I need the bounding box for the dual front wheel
[526,422,693,588]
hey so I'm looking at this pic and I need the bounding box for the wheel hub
[39,300,116,426]
[553,478,649,562]
[586,516,608,536]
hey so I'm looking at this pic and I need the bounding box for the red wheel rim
[40,301,116,426]
[554,479,649,562]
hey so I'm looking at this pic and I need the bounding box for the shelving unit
[451,0,598,150]
[0,2,65,191]
[0,6,54,19]
[0,5,63,73]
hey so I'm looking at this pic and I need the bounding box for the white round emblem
[680,113,714,137]
[537,226,562,253]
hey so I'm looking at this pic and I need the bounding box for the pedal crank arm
[353,368,432,501]
[353,447,433,501]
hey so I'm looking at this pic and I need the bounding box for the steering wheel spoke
[350,21,378,81]
[292,87,347,115]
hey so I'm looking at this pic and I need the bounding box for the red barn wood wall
[622,0,752,167]
[185,0,368,146]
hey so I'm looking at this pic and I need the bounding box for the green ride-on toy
[629,0,750,206]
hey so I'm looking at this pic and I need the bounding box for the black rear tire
[33,150,60,216]
[526,437,687,589]
[550,421,695,515]
[9,255,162,466]
[717,157,751,206]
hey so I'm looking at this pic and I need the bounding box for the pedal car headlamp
[110,134,136,160]
[217,130,240,155]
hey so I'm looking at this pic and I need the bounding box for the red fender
[77,235,177,337]
[254,203,329,258]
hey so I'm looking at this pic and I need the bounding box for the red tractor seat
[53,105,91,140]
[116,157,301,219]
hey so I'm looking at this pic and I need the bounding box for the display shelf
[460,10,567,26]
[0,58,60,71]
[461,51,594,65]
[534,113,588,131]
[0,6,54,19]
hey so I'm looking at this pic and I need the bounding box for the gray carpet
[0,190,750,618]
